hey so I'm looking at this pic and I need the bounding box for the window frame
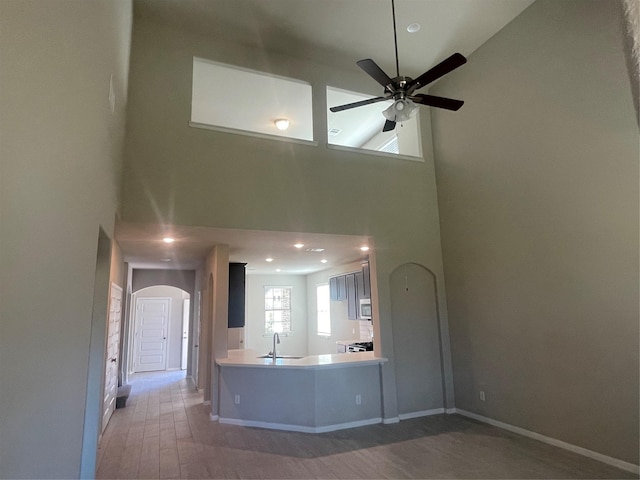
[316,283,331,337]
[263,285,293,336]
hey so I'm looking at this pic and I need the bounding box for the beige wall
[431,0,639,465]
[0,0,132,477]
[122,14,453,419]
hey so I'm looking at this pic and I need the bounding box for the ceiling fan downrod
[391,0,400,78]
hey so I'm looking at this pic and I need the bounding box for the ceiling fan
[329,0,467,132]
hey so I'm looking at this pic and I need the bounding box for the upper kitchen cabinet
[329,275,346,301]
[331,261,371,320]
[228,262,246,328]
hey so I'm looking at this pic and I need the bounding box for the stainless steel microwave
[359,298,372,319]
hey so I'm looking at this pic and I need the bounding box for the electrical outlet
[479,391,486,402]
[355,394,362,405]
[234,394,240,405]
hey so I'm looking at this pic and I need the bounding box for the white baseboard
[203,400,211,406]
[218,417,382,434]
[382,416,400,424]
[398,408,445,420]
[451,408,639,475]
[210,414,219,421]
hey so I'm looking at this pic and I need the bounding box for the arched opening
[128,285,191,375]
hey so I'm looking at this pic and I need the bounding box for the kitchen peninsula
[216,349,387,433]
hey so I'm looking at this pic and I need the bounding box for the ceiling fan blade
[356,59,395,91]
[329,96,390,113]
[411,94,464,111]
[407,53,467,92]
[382,119,396,132]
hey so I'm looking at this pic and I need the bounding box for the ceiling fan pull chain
[391,0,400,78]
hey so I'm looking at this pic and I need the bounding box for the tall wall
[122,12,453,418]
[431,0,639,465]
[0,1,132,477]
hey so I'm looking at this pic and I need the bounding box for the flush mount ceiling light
[274,118,290,131]
[293,243,304,249]
[265,257,274,262]
[162,237,175,244]
[360,246,370,252]
[321,259,328,264]
[407,22,421,33]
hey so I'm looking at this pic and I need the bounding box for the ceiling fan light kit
[329,0,466,133]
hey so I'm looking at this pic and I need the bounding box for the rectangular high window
[191,58,314,143]
[326,86,422,159]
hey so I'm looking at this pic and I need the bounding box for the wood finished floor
[96,371,635,479]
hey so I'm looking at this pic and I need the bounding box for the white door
[181,299,190,370]
[134,297,170,372]
[102,283,122,432]
[191,291,201,388]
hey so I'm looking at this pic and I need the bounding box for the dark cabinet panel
[228,263,246,328]
[362,262,371,299]
[346,273,357,320]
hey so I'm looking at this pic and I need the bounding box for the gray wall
[0,1,132,477]
[431,0,639,465]
[122,11,452,421]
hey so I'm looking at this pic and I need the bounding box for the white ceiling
[116,223,372,275]
[122,0,536,274]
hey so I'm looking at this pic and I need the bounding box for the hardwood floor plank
[96,371,636,480]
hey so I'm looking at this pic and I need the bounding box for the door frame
[132,296,172,373]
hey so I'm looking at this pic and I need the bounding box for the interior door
[191,291,201,388]
[181,299,190,370]
[102,283,122,432]
[134,297,170,372]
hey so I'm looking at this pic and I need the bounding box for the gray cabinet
[329,275,346,301]
[331,261,371,320]
[346,273,357,320]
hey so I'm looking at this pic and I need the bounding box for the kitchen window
[316,284,331,336]
[264,286,292,335]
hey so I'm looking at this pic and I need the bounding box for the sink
[257,354,304,359]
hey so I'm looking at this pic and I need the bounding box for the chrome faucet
[272,332,280,362]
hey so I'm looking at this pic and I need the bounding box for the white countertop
[217,349,387,369]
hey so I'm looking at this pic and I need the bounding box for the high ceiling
[120,0,536,274]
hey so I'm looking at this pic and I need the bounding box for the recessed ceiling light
[274,118,290,131]
[360,246,370,252]
[276,268,282,272]
[321,259,328,264]
[407,23,421,33]
[163,237,175,244]
[265,257,274,262]
[293,243,304,249]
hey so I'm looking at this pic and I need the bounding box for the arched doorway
[129,285,190,374]
[390,263,445,417]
